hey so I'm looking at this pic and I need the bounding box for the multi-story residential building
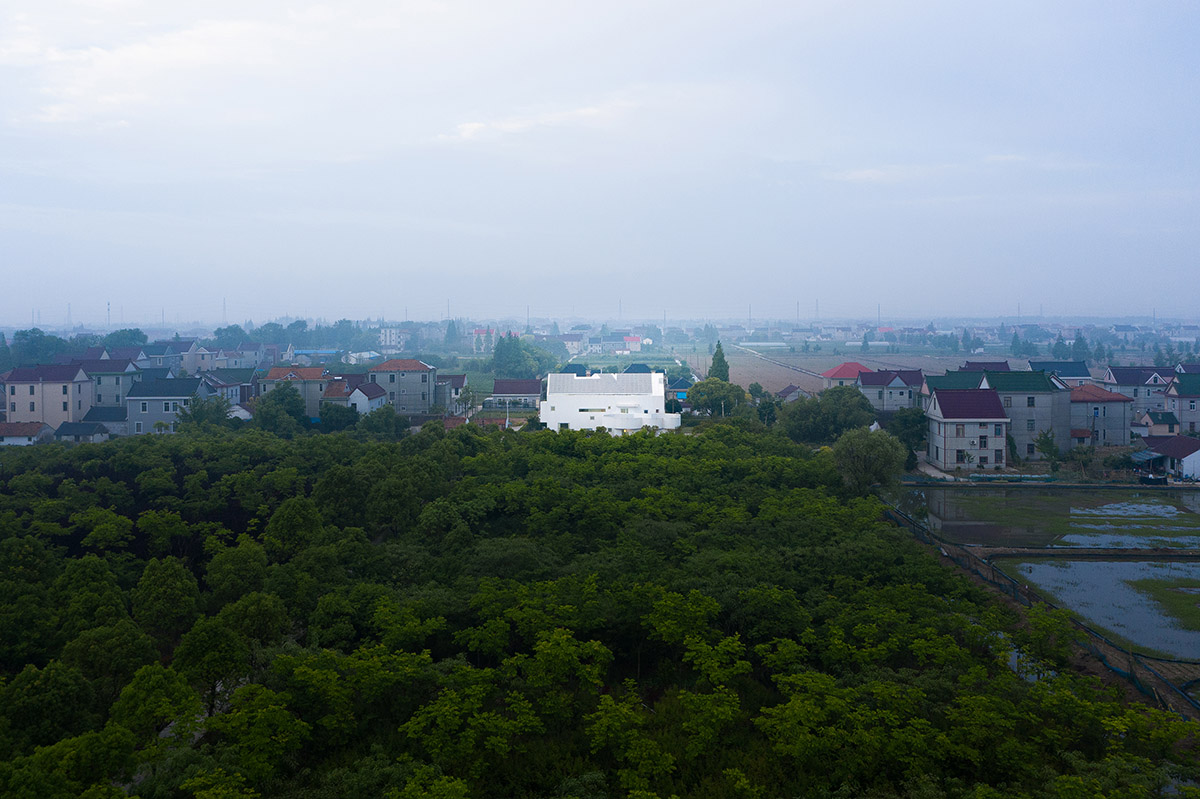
[1029,360,1094,387]
[541,372,681,434]
[126,378,206,434]
[920,371,984,410]
[1069,384,1133,447]
[3,365,94,427]
[76,360,140,407]
[368,359,436,415]
[978,371,1070,460]
[201,368,258,407]
[1166,374,1200,435]
[436,374,469,415]
[925,388,1009,471]
[260,367,332,419]
[856,369,923,412]
[1102,366,1174,417]
[82,406,129,437]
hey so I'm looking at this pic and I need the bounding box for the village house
[1029,360,1094,387]
[1166,374,1200,435]
[82,406,129,437]
[55,422,110,444]
[856,369,923,412]
[435,374,469,415]
[1141,436,1200,479]
[821,362,870,390]
[1102,366,1173,417]
[368,359,437,415]
[977,371,1070,461]
[489,379,543,410]
[541,372,681,434]
[1139,410,1180,436]
[1069,384,1133,447]
[3,365,95,428]
[74,360,140,408]
[0,421,53,446]
[260,367,332,419]
[925,388,1009,471]
[126,378,208,434]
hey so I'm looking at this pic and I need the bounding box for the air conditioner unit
[969,439,977,446]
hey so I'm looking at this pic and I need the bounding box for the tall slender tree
[710,341,730,381]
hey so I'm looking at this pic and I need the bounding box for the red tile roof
[0,422,50,436]
[370,359,433,372]
[323,380,354,399]
[821,362,870,379]
[1070,428,1094,439]
[931,389,1007,420]
[265,367,327,380]
[1070,384,1132,403]
[440,374,467,389]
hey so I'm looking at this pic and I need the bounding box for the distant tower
[107,302,111,327]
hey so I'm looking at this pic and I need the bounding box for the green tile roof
[924,372,983,391]
[981,370,1061,392]
[1171,374,1200,396]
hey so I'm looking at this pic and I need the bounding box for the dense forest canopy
[0,424,1196,798]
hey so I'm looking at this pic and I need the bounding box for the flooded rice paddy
[908,487,1200,658]
[1010,560,1200,658]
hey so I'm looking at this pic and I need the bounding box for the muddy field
[715,347,990,396]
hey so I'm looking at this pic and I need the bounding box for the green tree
[709,341,730,381]
[210,324,248,350]
[778,385,875,444]
[687,378,745,417]
[884,406,928,469]
[254,383,307,437]
[132,557,199,649]
[1052,334,1070,359]
[174,616,251,715]
[832,427,908,495]
[110,663,202,744]
[207,684,311,784]
[1071,330,1090,362]
[205,535,269,607]
[1034,429,1061,468]
[177,394,233,431]
[356,405,409,440]
[318,402,359,433]
[103,328,148,349]
[0,332,13,371]
[60,618,158,706]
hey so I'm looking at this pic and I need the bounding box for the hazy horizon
[3,1,1197,324]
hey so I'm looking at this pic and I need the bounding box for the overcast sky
[2,1,1197,328]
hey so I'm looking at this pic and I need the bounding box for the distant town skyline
[3,1,1197,323]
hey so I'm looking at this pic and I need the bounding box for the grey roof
[84,406,128,422]
[1029,360,1091,379]
[55,422,108,438]
[127,378,202,399]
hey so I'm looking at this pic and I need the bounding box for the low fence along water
[885,505,1200,720]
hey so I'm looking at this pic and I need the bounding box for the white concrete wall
[542,373,681,433]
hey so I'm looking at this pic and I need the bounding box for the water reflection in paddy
[917,487,1200,548]
[1011,560,1200,659]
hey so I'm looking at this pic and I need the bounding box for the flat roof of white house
[547,372,662,394]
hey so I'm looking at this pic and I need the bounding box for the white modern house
[541,372,681,433]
